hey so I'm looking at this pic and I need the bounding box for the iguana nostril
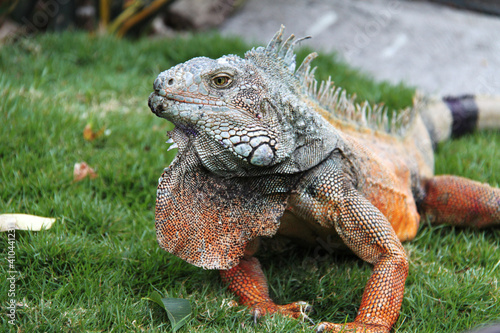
[153,77,175,93]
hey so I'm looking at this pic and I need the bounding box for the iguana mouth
[149,91,227,113]
[163,92,227,107]
[148,92,179,118]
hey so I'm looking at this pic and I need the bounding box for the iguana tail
[418,95,500,228]
[420,175,500,228]
[420,94,500,144]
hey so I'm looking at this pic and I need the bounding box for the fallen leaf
[143,292,191,332]
[73,162,98,182]
[83,124,105,141]
[0,214,56,232]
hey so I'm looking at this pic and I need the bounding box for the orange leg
[421,175,500,228]
[287,156,410,333]
[219,256,311,320]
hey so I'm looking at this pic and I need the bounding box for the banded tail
[421,94,500,144]
[419,94,500,228]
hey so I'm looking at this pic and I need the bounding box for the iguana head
[148,26,328,176]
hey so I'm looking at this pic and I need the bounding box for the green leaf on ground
[143,291,192,332]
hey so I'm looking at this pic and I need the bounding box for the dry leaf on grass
[0,214,56,232]
[73,161,98,182]
[83,124,106,141]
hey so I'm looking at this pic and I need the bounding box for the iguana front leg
[290,157,409,333]
[220,255,311,320]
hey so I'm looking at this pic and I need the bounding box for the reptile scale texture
[148,26,500,332]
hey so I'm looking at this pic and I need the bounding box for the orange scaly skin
[148,26,500,332]
[422,175,500,228]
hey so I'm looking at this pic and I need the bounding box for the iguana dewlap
[148,26,500,332]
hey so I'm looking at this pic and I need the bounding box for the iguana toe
[251,300,313,323]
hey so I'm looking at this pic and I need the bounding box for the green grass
[0,31,499,333]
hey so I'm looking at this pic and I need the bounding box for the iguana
[147,26,500,332]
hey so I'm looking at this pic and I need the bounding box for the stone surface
[167,0,238,30]
[220,0,500,96]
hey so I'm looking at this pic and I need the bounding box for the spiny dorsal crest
[245,25,310,74]
[247,26,419,136]
[298,52,419,136]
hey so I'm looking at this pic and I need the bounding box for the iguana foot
[316,322,389,333]
[220,256,314,324]
[250,300,313,322]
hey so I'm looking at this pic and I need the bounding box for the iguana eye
[212,74,232,88]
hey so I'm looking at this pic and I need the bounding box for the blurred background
[0,0,500,95]
[2,0,500,96]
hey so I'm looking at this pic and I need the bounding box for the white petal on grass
[0,214,56,232]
